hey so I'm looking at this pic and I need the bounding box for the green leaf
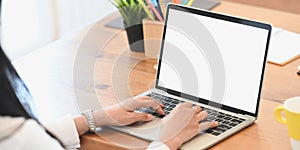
[112,0,152,26]
[122,0,129,6]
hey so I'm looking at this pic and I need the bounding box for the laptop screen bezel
[155,4,272,117]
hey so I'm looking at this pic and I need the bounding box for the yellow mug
[274,96,300,149]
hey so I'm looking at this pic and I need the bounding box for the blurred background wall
[1,0,116,60]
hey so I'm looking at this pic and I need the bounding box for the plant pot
[124,24,145,53]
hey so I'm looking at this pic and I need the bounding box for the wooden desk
[223,0,300,15]
[13,1,299,149]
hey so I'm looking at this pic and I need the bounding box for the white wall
[54,0,116,37]
[1,0,116,60]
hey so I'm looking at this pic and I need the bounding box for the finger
[125,99,165,115]
[199,121,219,131]
[193,106,201,114]
[154,106,165,115]
[136,96,154,101]
[137,99,165,115]
[123,98,156,110]
[138,96,150,99]
[171,103,192,114]
[137,96,164,107]
[145,100,165,115]
[132,113,154,122]
[178,102,193,108]
[196,111,208,121]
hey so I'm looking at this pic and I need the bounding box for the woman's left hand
[93,96,164,127]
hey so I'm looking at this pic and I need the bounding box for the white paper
[268,29,300,65]
[271,27,282,37]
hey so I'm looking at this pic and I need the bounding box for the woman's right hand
[159,103,218,150]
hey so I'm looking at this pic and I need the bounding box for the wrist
[93,109,108,127]
[74,115,90,135]
[164,136,183,150]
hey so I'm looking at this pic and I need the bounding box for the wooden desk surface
[213,1,300,34]
[223,0,300,15]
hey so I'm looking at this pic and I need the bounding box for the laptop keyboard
[137,93,246,136]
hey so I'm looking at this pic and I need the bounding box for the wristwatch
[81,109,97,132]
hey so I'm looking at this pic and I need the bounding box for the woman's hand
[158,103,218,150]
[93,96,165,127]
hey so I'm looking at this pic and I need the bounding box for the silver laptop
[111,4,272,149]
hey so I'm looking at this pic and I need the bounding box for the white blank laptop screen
[157,9,269,114]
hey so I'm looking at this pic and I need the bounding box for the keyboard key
[165,107,172,111]
[215,118,223,122]
[239,118,246,121]
[164,103,170,106]
[214,127,226,133]
[210,113,217,116]
[162,102,168,106]
[169,104,176,108]
[224,116,232,120]
[231,119,243,124]
[173,101,180,104]
[221,120,230,124]
[225,114,232,117]
[211,132,221,136]
[217,115,225,118]
[205,129,213,133]
[211,110,218,113]
[218,124,231,130]
[228,123,238,127]
[207,116,217,121]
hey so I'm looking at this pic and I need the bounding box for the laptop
[111,4,272,149]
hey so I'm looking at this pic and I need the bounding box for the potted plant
[110,0,154,52]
